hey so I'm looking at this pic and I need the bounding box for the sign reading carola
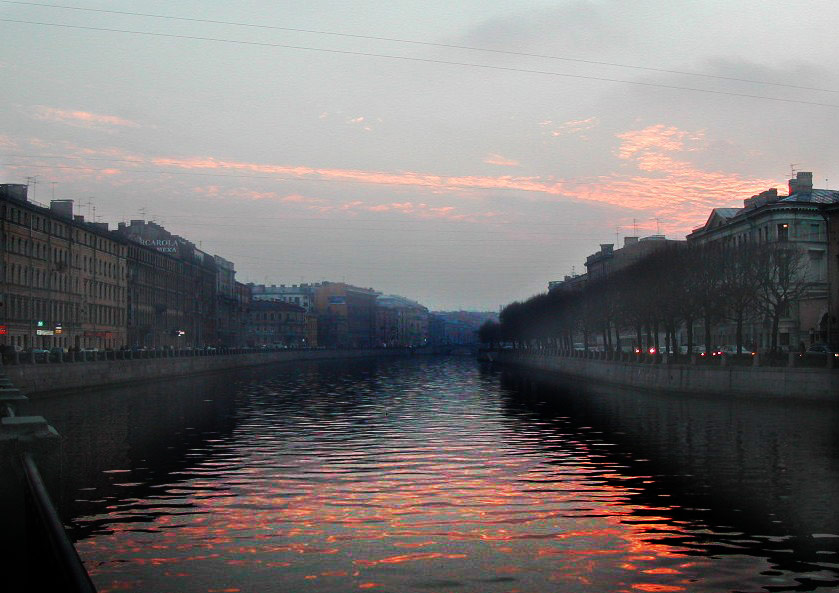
[137,238,179,253]
[116,220,187,259]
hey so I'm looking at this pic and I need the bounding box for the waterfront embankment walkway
[492,349,838,400]
[2,347,409,396]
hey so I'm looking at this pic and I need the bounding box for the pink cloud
[484,153,520,167]
[616,124,688,159]
[333,200,483,222]
[548,116,600,137]
[193,185,221,196]
[5,128,778,237]
[146,147,778,234]
[31,106,141,129]
[553,124,777,234]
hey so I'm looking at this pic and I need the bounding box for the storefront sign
[83,331,113,338]
[36,329,55,336]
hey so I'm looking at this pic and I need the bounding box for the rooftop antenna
[139,207,147,220]
[84,197,94,218]
[615,226,620,245]
[25,176,38,200]
[790,163,799,178]
[655,218,661,235]
[633,218,638,237]
[50,181,57,200]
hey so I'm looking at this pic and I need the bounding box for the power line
[2,0,836,94]
[2,17,838,108]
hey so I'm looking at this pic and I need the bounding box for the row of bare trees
[480,242,813,355]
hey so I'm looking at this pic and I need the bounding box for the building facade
[376,295,429,347]
[1,185,127,350]
[687,172,836,348]
[585,235,683,280]
[250,283,314,311]
[312,282,378,348]
[246,300,307,347]
[115,220,218,347]
[823,202,839,347]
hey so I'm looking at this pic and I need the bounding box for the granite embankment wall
[495,351,838,400]
[3,349,409,396]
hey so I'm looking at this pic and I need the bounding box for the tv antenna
[25,176,38,200]
[790,163,800,178]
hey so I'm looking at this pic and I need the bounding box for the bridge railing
[1,375,98,593]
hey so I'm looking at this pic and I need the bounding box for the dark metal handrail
[21,451,97,593]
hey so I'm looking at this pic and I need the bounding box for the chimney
[600,243,614,254]
[74,215,85,223]
[789,171,813,195]
[0,184,28,202]
[623,236,639,247]
[50,199,74,220]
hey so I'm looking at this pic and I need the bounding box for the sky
[3,0,839,311]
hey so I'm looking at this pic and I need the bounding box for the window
[777,223,789,242]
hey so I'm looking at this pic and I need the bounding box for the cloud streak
[30,106,141,129]
[484,153,520,167]
[5,125,779,236]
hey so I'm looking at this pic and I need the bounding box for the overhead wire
[1,17,837,108]
[1,0,836,94]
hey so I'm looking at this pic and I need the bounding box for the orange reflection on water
[631,584,686,592]
[355,552,468,567]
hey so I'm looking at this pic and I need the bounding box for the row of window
[251,312,304,322]
[4,204,124,255]
[2,294,124,326]
[6,236,126,279]
[3,263,126,300]
[726,221,825,247]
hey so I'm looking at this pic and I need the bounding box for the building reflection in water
[27,358,839,593]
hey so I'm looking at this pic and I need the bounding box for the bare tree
[719,242,762,353]
[754,244,812,352]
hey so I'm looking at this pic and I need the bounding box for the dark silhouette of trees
[720,242,761,353]
[494,240,807,355]
[478,320,502,349]
[754,244,812,352]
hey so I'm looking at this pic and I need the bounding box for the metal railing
[20,451,97,593]
[1,374,98,593]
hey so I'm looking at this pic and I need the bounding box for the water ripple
[33,357,839,593]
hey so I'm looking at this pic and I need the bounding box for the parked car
[24,348,50,361]
[719,345,756,356]
[805,343,839,358]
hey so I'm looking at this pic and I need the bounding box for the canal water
[29,357,839,593]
